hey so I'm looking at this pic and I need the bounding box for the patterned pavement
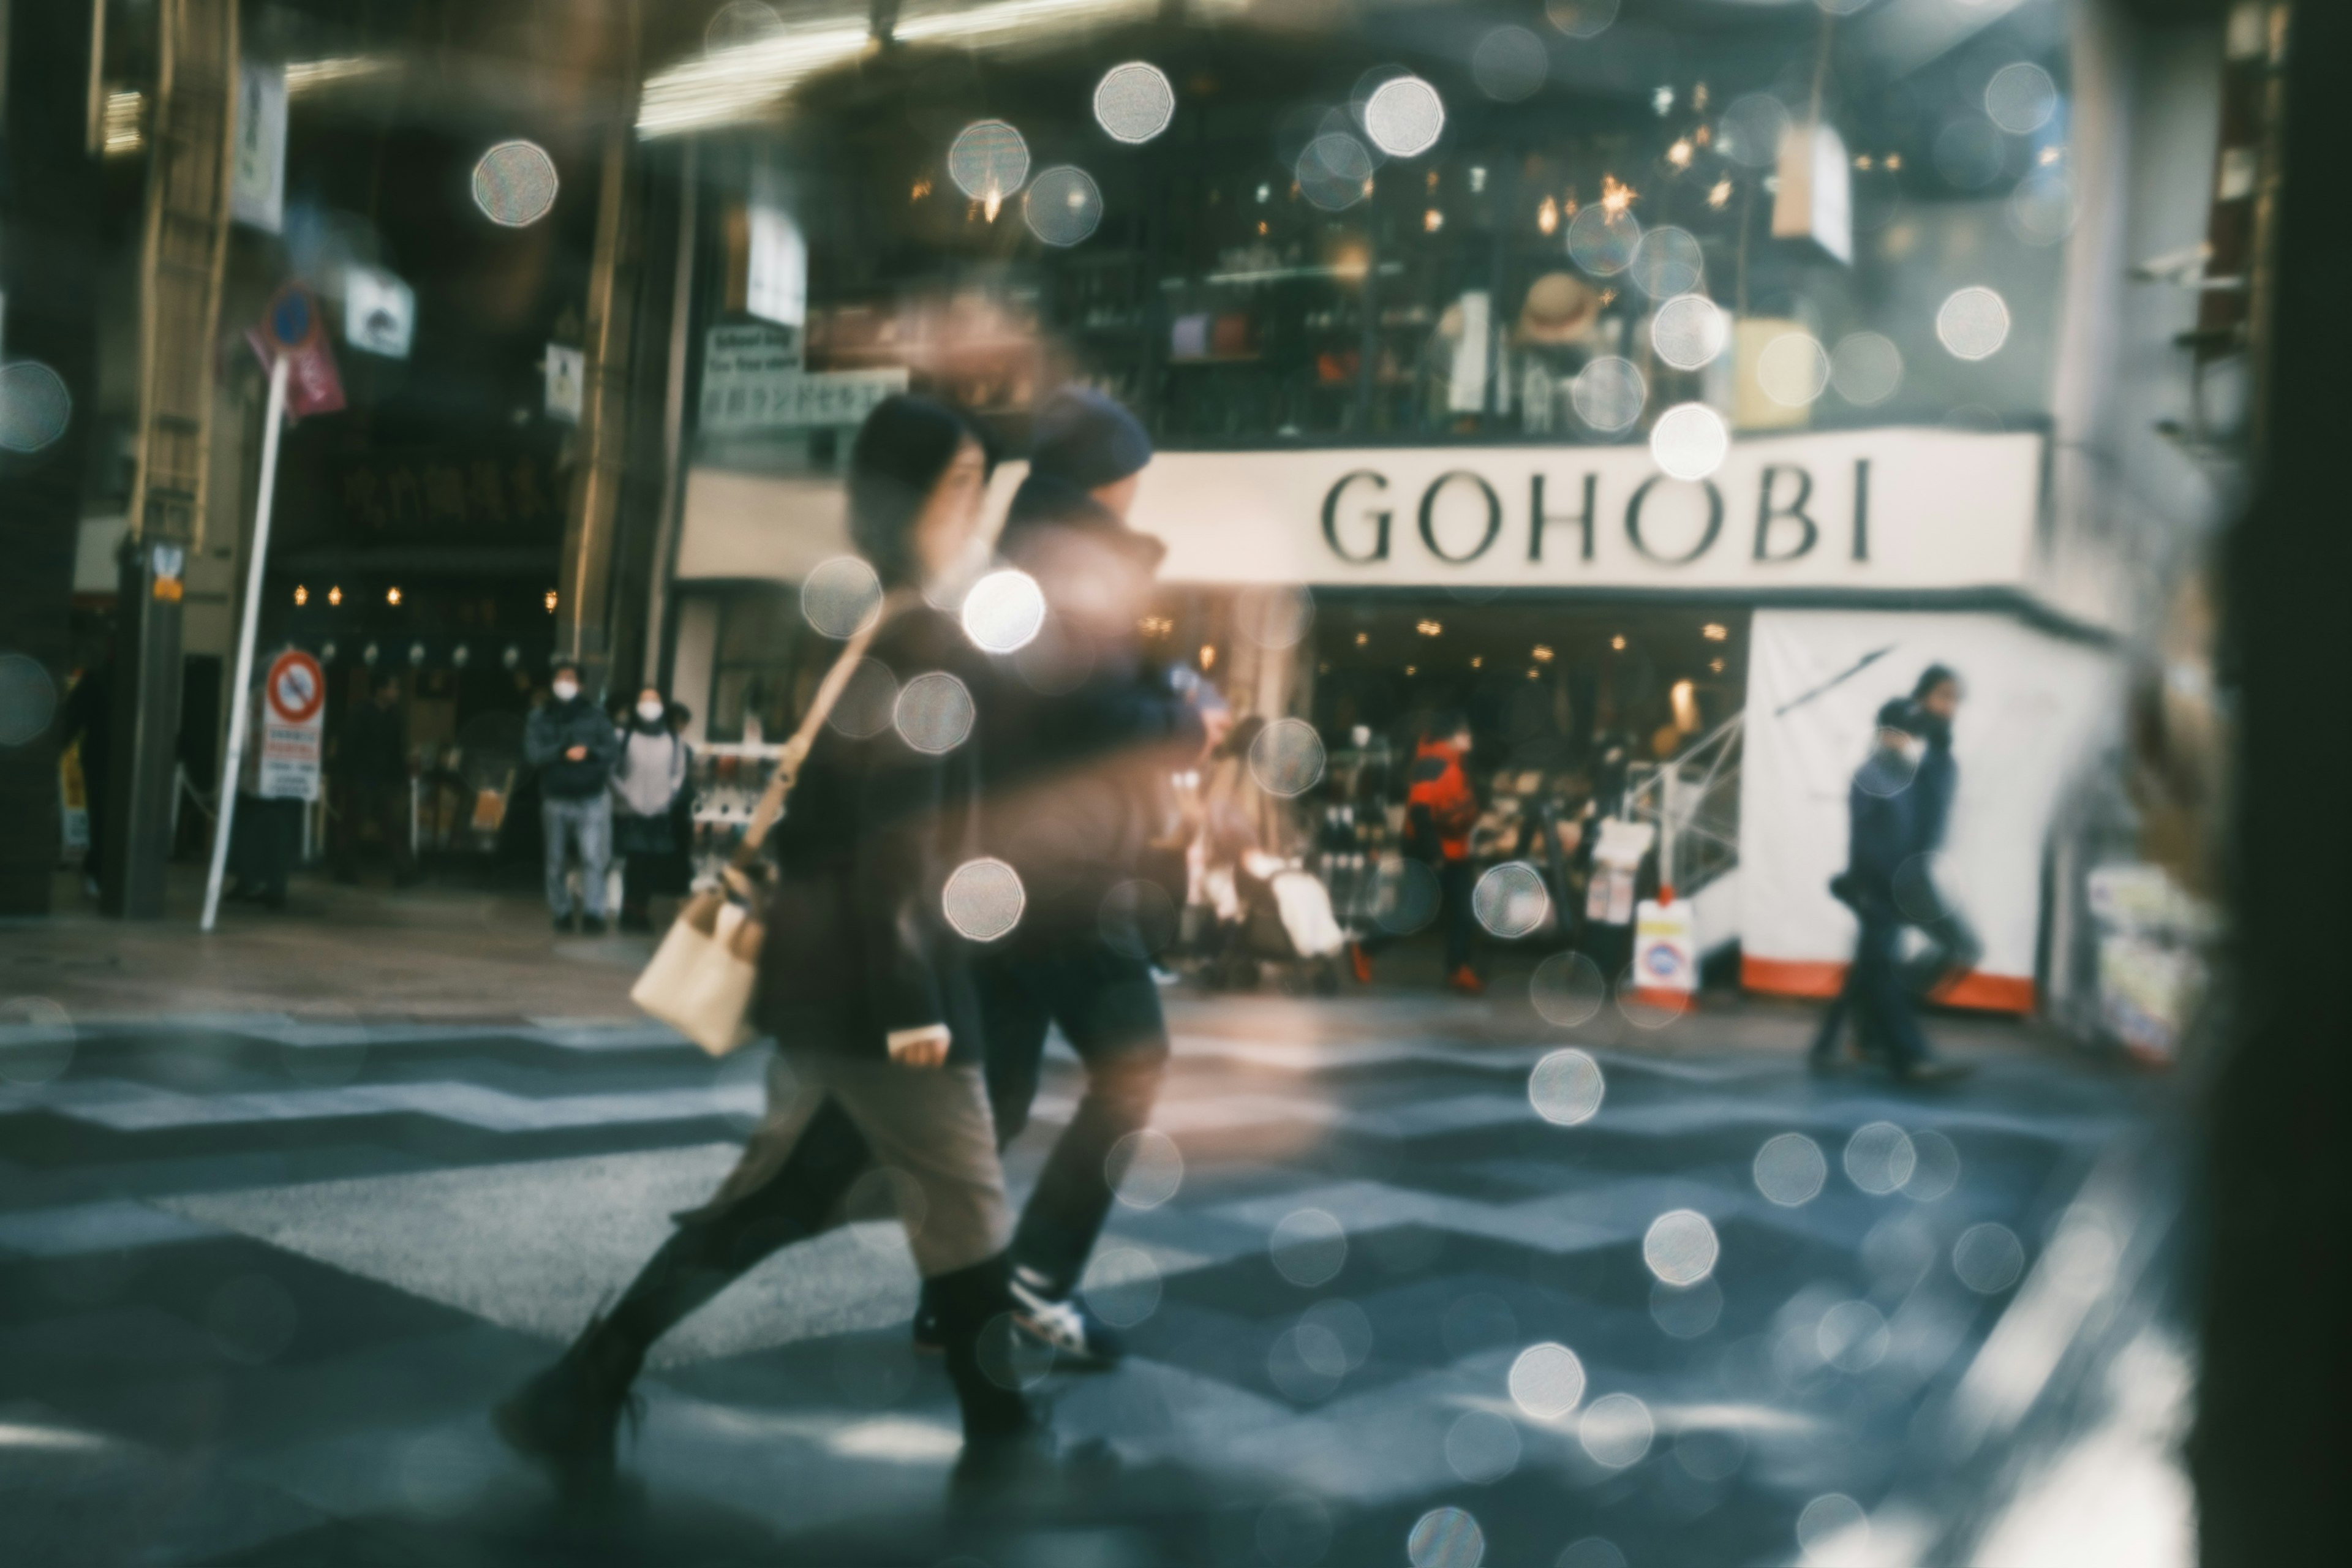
[0,995,2163,1566]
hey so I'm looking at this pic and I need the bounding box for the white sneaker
[1008,1272,1125,1370]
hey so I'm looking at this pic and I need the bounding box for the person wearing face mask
[1810,699,1971,1084]
[611,688,688,933]
[524,660,621,934]
[496,396,1054,1495]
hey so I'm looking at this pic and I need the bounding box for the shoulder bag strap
[728,598,896,869]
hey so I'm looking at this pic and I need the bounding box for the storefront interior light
[285,56,398,97]
[1611,635,1628,651]
[1404,665,1417,677]
[1710,658,1727,674]
[1417,619,1442,636]
[328,586,343,606]
[545,589,560,612]
[386,586,403,606]
[1424,208,1444,233]
[1532,644,1554,662]
[1355,631,1370,646]
[293,586,308,606]
[1707,178,1733,209]
[1702,622,1728,641]
[1537,196,1560,234]
[1471,656,1484,668]
[1199,644,1216,671]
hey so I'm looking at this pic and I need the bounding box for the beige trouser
[701,1049,1012,1278]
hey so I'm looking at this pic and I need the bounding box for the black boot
[929,1254,1047,1499]
[493,1311,646,1492]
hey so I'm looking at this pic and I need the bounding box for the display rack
[685,741,788,883]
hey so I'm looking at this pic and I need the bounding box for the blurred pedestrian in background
[226,674,300,911]
[1896,665,1983,997]
[525,660,618,934]
[611,685,688,933]
[59,652,113,899]
[1408,710,1484,994]
[332,672,417,888]
[496,395,1048,1493]
[1811,700,1970,1084]
[952,385,1224,1367]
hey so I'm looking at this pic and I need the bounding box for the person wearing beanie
[927,385,1226,1370]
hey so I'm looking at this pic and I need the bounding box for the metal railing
[1623,712,1744,897]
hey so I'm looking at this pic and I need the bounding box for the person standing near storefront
[333,673,417,887]
[494,394,1045,1492]
[524,660,619,934]
[1409,712,1485,995]
[611,687,688,933]
[1811,701,1970,1084]
[1898,665,1984,997]
[954,386,1224,1368]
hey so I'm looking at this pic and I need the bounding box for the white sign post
[202,353,291,932]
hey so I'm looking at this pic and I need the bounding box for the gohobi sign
[1121,427,2042,592]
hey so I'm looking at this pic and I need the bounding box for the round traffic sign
[266,649,324,725]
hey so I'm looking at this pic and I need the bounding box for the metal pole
[200,353,289,931]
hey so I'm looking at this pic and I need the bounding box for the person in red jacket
[1408,712,1484,993]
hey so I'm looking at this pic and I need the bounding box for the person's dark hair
[1912,663,1959,701]
[1877,698,1924,734]
[551,659,582,682]
[665,701,692,727]
[847,394,993,587]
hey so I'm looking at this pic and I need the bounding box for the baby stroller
[1203,846,1350,995]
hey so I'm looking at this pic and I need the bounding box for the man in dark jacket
[334,673,417,886]
[524,660,620,933]
[957,387,1223,1366]
[1810,700,1970,1082]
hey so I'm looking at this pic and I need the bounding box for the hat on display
[1517,271,1602,345]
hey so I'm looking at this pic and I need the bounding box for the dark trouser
[1814,905,1930,1068]
[1812,885,1982,1061]
[1439,857,1477,971]
[979,942,1172,1296]
[229,796,302,901]
[620,853,660,922]
[335,780,413,878]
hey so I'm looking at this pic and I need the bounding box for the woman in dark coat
[492,396,1036,1488]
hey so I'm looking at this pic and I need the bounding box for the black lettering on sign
[1851,458,1872,562]
[1419,471,1503,564]
[1321,470,1392,563]
[1529,473,1597,562]
[1752,465,1819,562]
[1624,475,1724,565]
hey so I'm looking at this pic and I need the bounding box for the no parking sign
[258,649,324,801]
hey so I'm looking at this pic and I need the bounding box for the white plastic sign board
[546,344,585,423]
[231,62,288,233]
[344,265,416,358]
[700,322,907,433]
[258,649,324,801]
[1632,897,1698,995]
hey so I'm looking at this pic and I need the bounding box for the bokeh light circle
[1302,1298,1375,1369]
[1630,226,1704,299]
[1023,165,1103,247]
[1446,1410,1522,1485]
[1651,295,1728,371]
[1933,118,2006,190]
[941,857,1025,941]
[2008,170,2075,244]
[961,568,1046,653]
[1843,1121,1918,1195]
[1615,964,1691,1028]
[1408,1506,1486,1568]
[1270,1208,1349,1287]
[1250,717,1327,798]
[1472,861,1548,938]
[826,658,900,739]
[1953,1222,2026,1293]
[1080,1245,1164,1327]
[800,555,883,638]
[1298,132,1374,211]
[949,120,1030,204]
[1985,62,2059,135]
[1643,1209,1720,1285]
[1758,333,1831,407]
[0,362,74,452]
[704,0,783,51]
[1939,286,2011,360]
[892,671,974,755]
[1531,952,1608,1028]
[1754,1133,1828,1207]
[1571,356,1646,432]
[1649,403,1729,481]
[1566,204,1641,276]
[1237,584,1316,649]
[1902,1129,1962,1202]
[1108,1128,1185,1208]
[1830,332,1904,405]
[1578,1393,1653,1468]
[1094,62,1175,144]
[1529,1047,1605,1125]
[1816,1299,1889,1372]
[1379,858,1442,934]
[0,654,59,745]
[1471,27,1548,103]
[1509,1341,1587,1419]
[1545,0,1619,41]
[472,140,559,227]
[1363,76,1446,158]
[1798,1493,1869,1558]
[1719,94,1790,169]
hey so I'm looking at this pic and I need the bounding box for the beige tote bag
[631,612,885,1055]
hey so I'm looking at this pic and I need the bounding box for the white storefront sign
[699,324,907,434]
[258,649,325,802]
[1120,427,2041,592]
[344,265,417,358]
[230,62,288,233]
